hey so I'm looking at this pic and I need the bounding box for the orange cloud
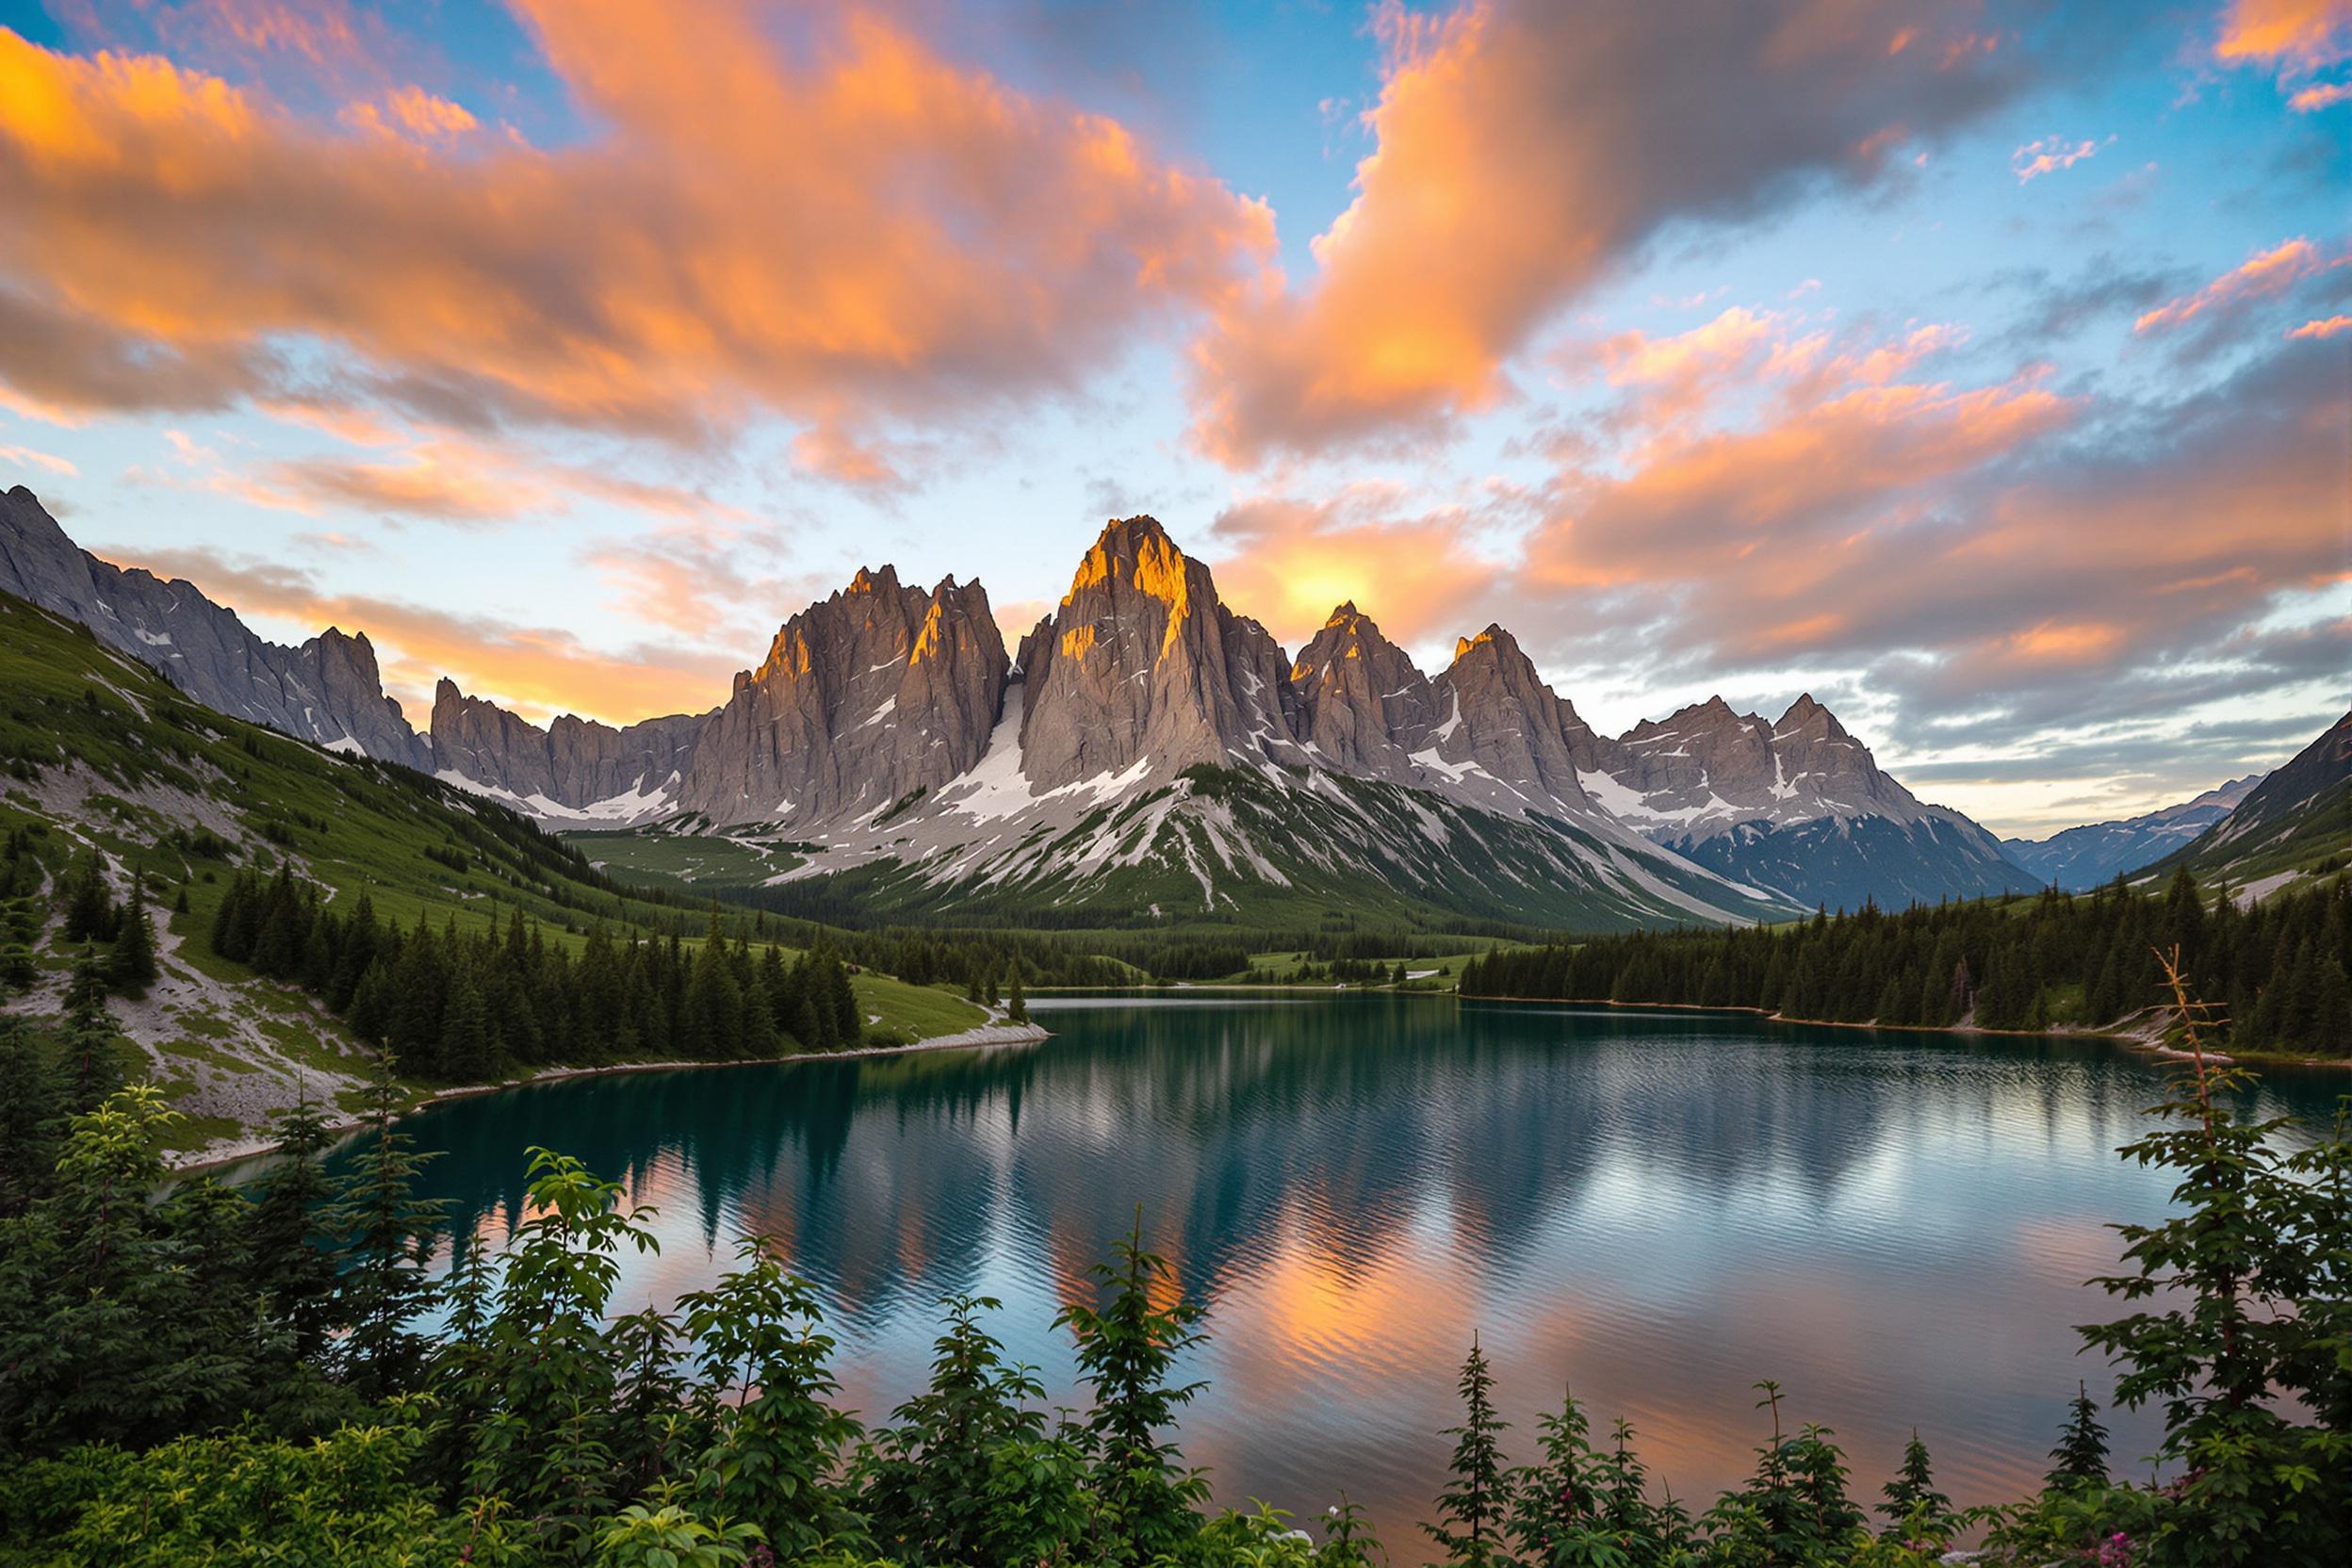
[2132,238,2335,333]
[585,527,826,645]
[1538,372,2073,600]
[2290,314,2352,337]
[1998,621,2126,663]
[2287,77,2352,107]
[1185,0,2042,466]
[2214,0,2352,73]
[253,398,407,447]
[338,85,477,142]
[155,427,743,531]
[0,7,1273,463]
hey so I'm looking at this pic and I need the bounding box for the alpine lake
[331,990,2345,1547]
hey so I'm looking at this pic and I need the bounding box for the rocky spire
[1287,601,1443,774]
[676,564,1009,825]
[1015,516,1306,792]
[1428,624,1597,813]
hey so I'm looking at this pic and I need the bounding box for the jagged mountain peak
[1298,601,1395,661]
[1777,692,1837,730]
[1014,512,1302,792]
[1447,623,1526,667]
[1070,514,1172,578]
[0,485,429,766]
[681,556,1010,825]
[5,493,2043,914]
[1629,694,1746,739]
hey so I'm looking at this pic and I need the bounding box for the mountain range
[2001,776,2265,891]
[0,485,2291,927]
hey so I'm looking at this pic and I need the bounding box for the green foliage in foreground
[1463,871,2352,1056]
[0,1037,2345,1567]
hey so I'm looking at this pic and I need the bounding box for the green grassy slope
[0,592,983,1153]
[687,763,1796,938]
[569,820,808,889]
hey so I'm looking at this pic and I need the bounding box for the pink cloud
[0,442,77,476]
[2010,134,2106,182]
[2133,238,2337,334]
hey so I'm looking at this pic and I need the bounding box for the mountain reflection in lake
[343,992,2339,1546]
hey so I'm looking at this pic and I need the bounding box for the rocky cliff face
[1015,517,1307,792]
[676,565,1009,825]
[2157,709,2349,883]
[1423,625,1603,816]
[1287,602,1443,776]
[0,486,430,766]
[429,679,705,817]
[294,628,427,764]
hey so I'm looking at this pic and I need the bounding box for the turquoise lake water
[340,991,2343,1545]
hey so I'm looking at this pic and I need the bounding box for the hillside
[2148,709,2350,897]
[0,590,987,1159]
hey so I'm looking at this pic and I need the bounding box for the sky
[0,0,2345,839]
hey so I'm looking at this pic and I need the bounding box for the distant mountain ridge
[0,486,2067,921]
[1563,692,2029,909]
[2002,776,2265,890]
[0,486,427,767]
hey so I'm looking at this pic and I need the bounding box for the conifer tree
[438,966,493,1080]
[248,1092,342,1369]
[1879,1429,1951,1537]
[1055,1212,1209,1564]
[2077,948,2349,1563]
[1510,1385,1601,1563]
[59,948,122,1113]
[59,853,115,944]
[108,888,157,997]
[0,1015,60,1217]
[2044,1380,2108,1489]
[1429,1333,1511,1568]
[1005,966,1027,1024]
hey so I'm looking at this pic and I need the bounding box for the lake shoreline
[1455,991,2350,1070]
[170,1018,1053,1176]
